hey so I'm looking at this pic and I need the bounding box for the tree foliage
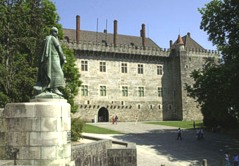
[61,45,82,113]
[187,0,239,128]
[0,0,81,114]
[199,0,239,62]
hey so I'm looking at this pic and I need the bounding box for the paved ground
[82,122,239,166]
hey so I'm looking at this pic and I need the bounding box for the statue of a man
[35,27,66,96]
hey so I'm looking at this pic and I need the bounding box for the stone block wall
[72,140,137,166]
[107,148,137,166]
[0,100,71,166]
[72,140,111,166]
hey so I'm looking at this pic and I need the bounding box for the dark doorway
[98,107,109,122]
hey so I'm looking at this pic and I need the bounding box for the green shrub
[71,118,85,141]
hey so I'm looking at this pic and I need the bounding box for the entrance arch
[98,107,109,122]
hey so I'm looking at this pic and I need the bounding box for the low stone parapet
[72,135,137,166]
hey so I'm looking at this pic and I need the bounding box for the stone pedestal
[0,99,71,166]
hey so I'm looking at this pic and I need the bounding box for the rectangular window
[138,87,144,97]
[100,62,106,72]
[158,87,162,97]
[138,64,143,74]
[121,63,127,73]
[157,65,163,75]
[137,104,141,109]
[81,61,88,71]
[122,86,128,97]
[100,86,106,96]
[81,85,88,96]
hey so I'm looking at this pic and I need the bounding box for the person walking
[115,115,118,124]
[177,128,182,140]
[233,153,239,166]
[225,152,230,166]
[135,115,138,125]
[112,116,115,124]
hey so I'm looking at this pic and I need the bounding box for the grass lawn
[145,121,203,129]
[83,124,123,134]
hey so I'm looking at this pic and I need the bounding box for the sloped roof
[172,32,205,50]
[63,28,160,49]
[176,35,184,45]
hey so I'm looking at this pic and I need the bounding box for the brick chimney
[76,15,80,44]
[170,40,173,48]
[113,20,118,47]
[141,24,146,48]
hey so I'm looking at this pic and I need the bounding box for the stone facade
[63,17,219,122]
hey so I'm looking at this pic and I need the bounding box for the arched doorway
[98,107,109,122]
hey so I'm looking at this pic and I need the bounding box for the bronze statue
[34,27,66,98]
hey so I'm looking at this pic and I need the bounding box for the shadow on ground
[97,123,239,166]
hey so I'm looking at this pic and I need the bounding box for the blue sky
[52,0,216,50]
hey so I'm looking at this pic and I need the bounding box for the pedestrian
[200,128,204,139]
[196,128,200,140]
[233,153,239,166]
[112,116,115,124]
[115,115,118,124]
[193,121,196,129]
[225,152,230,166]
[177,128,182,140]
[135,115,138,125]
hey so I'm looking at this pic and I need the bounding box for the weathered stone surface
[71,139,137,166]
[1,101,71,165]
[0,118,7,132]
[41,146,57,159]
[41,118,58,131]
[30,132,64,146]
[3,103,36,118]
[18,147,41,159]
[5,132,30,146]
[0,160,14,166]
[34,103,62,117]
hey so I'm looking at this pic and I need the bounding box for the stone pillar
[0,99,71,166]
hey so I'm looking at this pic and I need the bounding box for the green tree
[187,0,239,128]
[0,0,60,106]
[61,45,82,113]
[0,0,81,114]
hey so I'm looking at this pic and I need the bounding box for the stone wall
[68,41,219,122]
[73,52,165,122]
[72,140,137,166]
[0,100,71,166]
[178,51,219,120]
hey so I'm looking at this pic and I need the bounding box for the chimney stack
[113,20,118,47]
[141,24,146,49]
[76,15,80,44]
[170,40,173,48]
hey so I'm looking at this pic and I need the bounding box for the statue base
[33,91,64,99]
[0,101,72,165]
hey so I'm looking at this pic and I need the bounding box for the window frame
[138,64,144,74]
[121,63,127,73]
[81,85,88,96]
[157,65,163,75]
[122,86,128,97]
[138,87,144,97]
[81,60,88,71]
[100,86,107,96]
[100,61,106,72]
